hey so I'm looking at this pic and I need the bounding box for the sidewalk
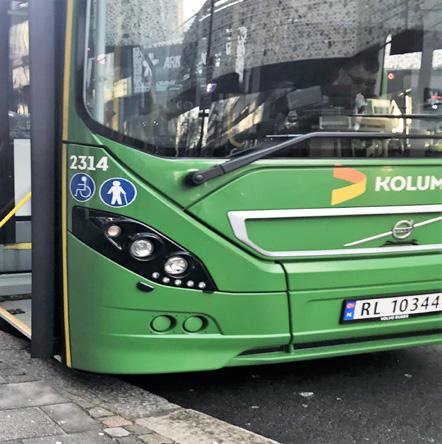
[0,330,277,444]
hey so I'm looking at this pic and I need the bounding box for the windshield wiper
[186,131,442,186]
[345,114,442,119]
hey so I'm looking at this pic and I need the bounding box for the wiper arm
[186,131,442,186]
[346,114,442,120]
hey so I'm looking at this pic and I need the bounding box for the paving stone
[2,373,38,384]
[22,430,115,444]
[0,361,10,370]
[0,381,66,409]
[89,407,114,418]
[0,331,273,444]
[41,403,100,433]
[101,415,133,428]
[0,344,177,419]
[136,409,278,444]
[139,433,174,444]
[0,407,64,441]
[0,330,28,350]
[104,427,131,438]
[66,394,99,410]
[125,424,154,435]
[0,364,27,377]
[117,437,144,444]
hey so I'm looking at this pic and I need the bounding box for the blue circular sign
[70,173,96,202]
[99,178,137,208]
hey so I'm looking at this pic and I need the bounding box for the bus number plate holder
[341,293,441,323]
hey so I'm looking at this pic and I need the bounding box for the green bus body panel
[284,254,442,343]
[67,236,441,374]
[97,134,442,209]
[283,253,442,291]
[246,212,440,252]
[68,235,290,374]
[66,144,285,293]
[228,333,442,367]
[188,166,442,255]
[65,140,442,373]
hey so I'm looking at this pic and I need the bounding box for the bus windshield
[83,0,442,159]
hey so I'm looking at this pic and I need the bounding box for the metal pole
[0,2,9,155]
[0,1,14,245]
[29,0,60,358]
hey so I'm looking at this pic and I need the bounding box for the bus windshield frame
[79,0,442,160]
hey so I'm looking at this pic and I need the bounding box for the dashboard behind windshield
[83,0,442,158]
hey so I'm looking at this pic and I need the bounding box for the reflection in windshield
[84,0,442,158]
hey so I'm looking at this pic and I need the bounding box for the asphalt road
[126,345,442,444]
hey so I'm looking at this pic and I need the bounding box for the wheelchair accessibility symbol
[99,178,137,208]
[70,173,95,202]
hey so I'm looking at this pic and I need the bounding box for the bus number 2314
[69,155,109,172]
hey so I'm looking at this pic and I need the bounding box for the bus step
[0,298,32,339]
[0,273,32,296]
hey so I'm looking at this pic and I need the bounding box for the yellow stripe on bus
[62,0,74,368]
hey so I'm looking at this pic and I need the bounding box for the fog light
[130,239,154,260]
[151,315,174,333]
[164,256,189,276]
[183,316,206,333]
[106,224,122,238]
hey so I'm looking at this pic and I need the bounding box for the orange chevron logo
[331,167,367,205]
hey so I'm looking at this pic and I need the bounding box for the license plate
[341,292,441,323]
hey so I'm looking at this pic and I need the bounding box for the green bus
[0,0,441,373]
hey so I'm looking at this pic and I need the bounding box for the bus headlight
[130,238,154,260]
[72,207,217,292]
[106,224,122,238]
[164,256,189,276]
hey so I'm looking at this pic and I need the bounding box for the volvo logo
[392,220,414,240]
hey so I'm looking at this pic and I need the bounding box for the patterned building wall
[103,0,438,73]
[100,0,441,91]
[183,0,433,78]
[105,0,182,46]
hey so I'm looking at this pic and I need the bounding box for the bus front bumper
[68,236,441,374]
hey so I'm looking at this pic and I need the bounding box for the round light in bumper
[164,256,189,276]
[129,238,154,260]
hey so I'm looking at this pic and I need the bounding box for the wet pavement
[126,345,442,444]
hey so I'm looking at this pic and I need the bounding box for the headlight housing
[72,207,216,292]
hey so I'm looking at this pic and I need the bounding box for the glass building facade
[0,1,31,297]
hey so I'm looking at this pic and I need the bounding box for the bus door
[0,0,32,338]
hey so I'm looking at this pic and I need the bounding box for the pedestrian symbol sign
[70,173,95,202]
[100,178,137,208]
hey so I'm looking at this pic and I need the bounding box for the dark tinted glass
[84,0,442,158]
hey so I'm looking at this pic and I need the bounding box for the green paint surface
[65,139,442,373]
